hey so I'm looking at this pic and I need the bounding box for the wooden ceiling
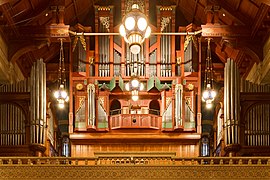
[0,0,269,82]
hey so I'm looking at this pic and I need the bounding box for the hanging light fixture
[202,38,216,109]
[125,76,144,101]
[54,38,69,108]
[119,4,151,54]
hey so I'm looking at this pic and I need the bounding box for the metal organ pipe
[224,62,227,145]
[241,78,270,147]
[30,59,46,145]
[0,78,29,146]
[224,59,240,148]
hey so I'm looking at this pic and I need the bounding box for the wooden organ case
[69,0,202,158]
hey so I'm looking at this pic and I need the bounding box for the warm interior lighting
[54,39,69,108]
[125,76,144,101]
[131,78,140,88]
[119,3,151,54]
[202,38,216,108]
[131,90,139,101]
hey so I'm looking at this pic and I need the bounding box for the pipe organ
[0,79,30,146]
[159,7,175,77]
[214,58,270,156]
[72,36,87,72]
[240,78,270,148]
[126,46,145,76]
[69,0,201,158]
[96,6,113,78]
[0,59,51,156]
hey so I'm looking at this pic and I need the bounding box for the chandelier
[202,38,216,109]
[54,38,69,108]
[125,76,144,101]
[119,4,151,54]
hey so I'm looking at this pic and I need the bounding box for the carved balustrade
[1,156,270,179]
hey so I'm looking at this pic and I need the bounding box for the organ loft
[0,0,270,179]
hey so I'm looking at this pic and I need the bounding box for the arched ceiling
[0,0,269,83]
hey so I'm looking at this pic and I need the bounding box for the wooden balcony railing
[110,114,159,129]
[0,156,270,179]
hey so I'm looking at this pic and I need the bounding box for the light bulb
[119,25,126,37]
[145,26,151,38]
[202,90,209,100]
[211,90,216,98]
[131,4,139,9]
[206,102,212,109]
[54,91,60,99]
[131,79,139,88]
[61,90,67,99]
[125,17,135,30]
[138,17,147,31]
[130,44,140,54]
[132,95,139,101]
[58,103,65,109]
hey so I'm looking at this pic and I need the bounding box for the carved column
[224,58,241,155]
[30,59,47,156]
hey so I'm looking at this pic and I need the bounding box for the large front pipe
[224,59,241,154]
[29,59,46,155]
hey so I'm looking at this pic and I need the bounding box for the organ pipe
[88,84,95,126]
[30,59,46,145]
[241,77,270,147]
[224,58,240,149]
[0,78,30,146]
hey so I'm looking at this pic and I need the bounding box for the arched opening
[149,100,160,115]
[110,99,121,115]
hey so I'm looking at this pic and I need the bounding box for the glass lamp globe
[206,100,212,109]
[60,90,67,99]
[58,102,65,109]
[130,44,141,54]
[211,90,216,98]
[54,91,60,99]
[131,79,139,88]
[119,25,126,37]
[145,26,151,38]
[138,17,147,31]
[202,90,209,101]
[132,95,139,101]
[125,17,135,30]
[132,4,139,9]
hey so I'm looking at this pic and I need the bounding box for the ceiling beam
[191,0,198,23]
[256,0,270,6]
[72,0,79,22]
[235,0,242,10]
[201,24,250,37]
[0,3,20,37]
[211,0,250,26]
[0,0,15,6]
[251,3,269,38]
